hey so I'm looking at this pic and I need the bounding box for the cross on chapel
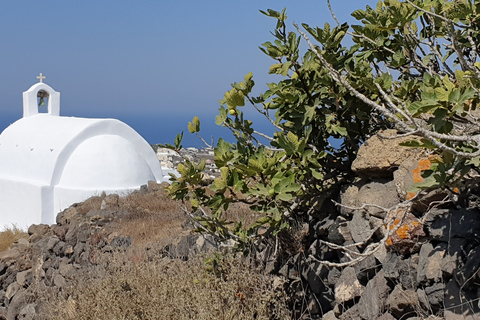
[36,73,46,83]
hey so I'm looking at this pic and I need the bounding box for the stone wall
[275,130,480,319]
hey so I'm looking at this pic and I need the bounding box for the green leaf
[215,106,228,125]
[224,89,245,108]
[311,168,323,180]
[174,132,183,149]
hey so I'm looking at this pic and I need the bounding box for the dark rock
[45,237,60,252]
[357,270,390,319]
[334,267,363,304]
[377,312,396,320]
[64,224,79,244]
[424,282,445,310]
[86,209,114,222]
[300,260,333,313]
[327,268,341,286]
[5,283,20,300]
[348,212,375,243]
[308,240,336,262]
[339,304,361,320]
[417,243,444,284]
[444,279,480,319]
[456,245,480,289]
[52,241,66,256]
[425,208,480,242]
[15,269,32,287]
[76,223,91,243]
[322,310,339,320]
[18,303,36,320]
[51,225,68,241]
[110,236,132,249]
[387,284,418,318]
[340,180,400,218]
[301,259,329,295]
[53,273,66,288]
[0,250,21,262]
[56,206,79,226]
[27,224,50,237]
[6,289,26,320]
[353,253,377,285]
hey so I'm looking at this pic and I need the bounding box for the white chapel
[0,75,165,228]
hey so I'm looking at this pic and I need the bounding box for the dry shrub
[113,188,187,248]
[222,202,264,227]
[46,254,290,320]
[0,225,28,252]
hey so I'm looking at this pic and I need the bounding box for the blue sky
[0,0,378,146]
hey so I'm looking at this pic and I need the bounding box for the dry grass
[112,188,187,248]
[222,202,265,227]
[45,253,290,320]
[0,225,28,252]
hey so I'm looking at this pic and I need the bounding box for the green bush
[165,0,480,253]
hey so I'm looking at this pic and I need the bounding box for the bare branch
[195,133,213,149]
[245,95,283,131]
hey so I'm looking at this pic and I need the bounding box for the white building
[0,77,165,228]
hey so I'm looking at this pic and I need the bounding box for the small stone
[322,310,338,320]
[100,194,119,210]
[387,284,419,318]
[65,245,74,255]
[53,273,66,288]
[0,249,21,261]
[5,282,20,300]
[377,313,396,320]
[417,243,444,284]
[18,303,36,320]
[52,241,66,256]
[110,236,132,249]
[59,262,74,278]
[348,212,374,243]
[56,206,79,225]
[424,283,445,309]
[334,267,364,303]
[16,269,32,287]
[27,224,50,236]
[357,270,390,319]
[45,236,60,251]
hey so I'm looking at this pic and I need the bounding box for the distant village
[154,146,219,179]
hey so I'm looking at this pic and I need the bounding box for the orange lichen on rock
[386,214,426,252]
[412,158,432,183]
[406,192,416,200]
[396,225,410,239]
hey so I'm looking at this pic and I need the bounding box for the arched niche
[23,83,60,117]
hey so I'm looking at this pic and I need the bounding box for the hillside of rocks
[0,130,480,319]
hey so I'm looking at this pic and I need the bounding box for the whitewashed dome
[0,77,164,227]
